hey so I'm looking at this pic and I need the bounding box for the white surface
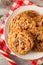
[0,54,32,65]
[0,54,10,65]
[4,5,43,60]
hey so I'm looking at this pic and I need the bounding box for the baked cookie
[34,15,43,39]
[25,10,39,18]
[33,15,43,51]
[33,26,43,51]
[33,41,43,52]
[34,15,43,27]
[8,30,34,55]
[9,11,36,34]
[36,27,43,41]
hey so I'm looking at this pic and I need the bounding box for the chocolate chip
[24,19,26,22]
[38,40,43,43]
[36,24,39,27]
[14,22,15,23]
[21,47,25,50]
[21,34,24,37]
[14,43,19,47]
[15,34,17,38]
[30,43,31,48]
[13,19,14,21]
[28,13,34,18]
[24,27,28,30]
[42,22,43,26]
[18,17,20,20]
[13,40,19,47]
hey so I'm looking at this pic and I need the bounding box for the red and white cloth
[0,0,43,65]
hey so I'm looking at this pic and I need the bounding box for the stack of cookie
[8,10,43,55]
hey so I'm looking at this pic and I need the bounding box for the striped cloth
[0,0,43,65]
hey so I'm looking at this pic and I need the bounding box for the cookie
[8,30,34,55]
[25,10,39,18]
[9,11,36,34]
[34,15,43,40]
[34,15,43,27]
[33,35,43,52]
[33,42,43,52]
[33,15,43,51]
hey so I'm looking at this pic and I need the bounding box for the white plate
[30,0,43,7]
[4,5,43,60]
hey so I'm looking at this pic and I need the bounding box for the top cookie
[9,10,36,34]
